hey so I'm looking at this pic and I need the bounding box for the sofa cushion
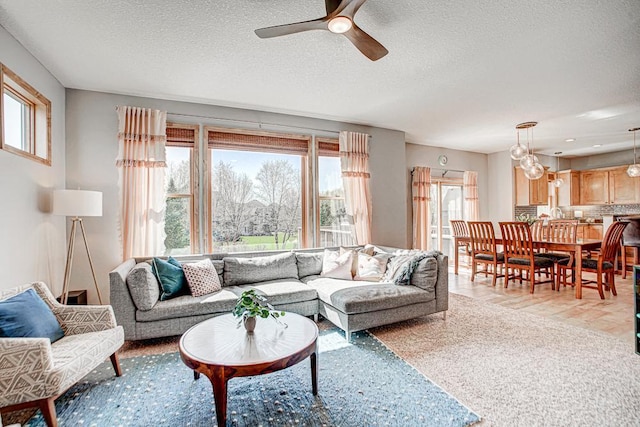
[384,251,430,285]
[126,262,161,311]
[224,252,298,286]
[306,277,433,315]
[231,279,317,306]
[355,252,391,282]
[295,252,324,278]
[321,249,353,280]
[183,259,222,297]
[410,255,438,297]
[152,257,187,300]
[135,289,239,322]
[0,288,65,343]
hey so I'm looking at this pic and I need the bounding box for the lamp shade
[53,190,102,217]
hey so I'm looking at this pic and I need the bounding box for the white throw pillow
[355,253,390,282]
[339,247,358,278]
[321,249,354,280]
[183,259,222,297]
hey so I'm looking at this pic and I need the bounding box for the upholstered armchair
[0,282,124,427]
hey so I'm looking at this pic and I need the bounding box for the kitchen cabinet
[556,170,580,206]
[609,166,640,204]
[580,170,609,205]
[576,224,603,240]
[514,167,549,206]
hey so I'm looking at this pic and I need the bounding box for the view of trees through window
[162,126,352,254]
[211,150,302,251]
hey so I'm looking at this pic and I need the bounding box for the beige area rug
[370,293,640,427]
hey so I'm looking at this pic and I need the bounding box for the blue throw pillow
[152,257,187,300]
[0,288,65,343]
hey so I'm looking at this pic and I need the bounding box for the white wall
[0,25,66,293]
[405,144,490,243]
[65,89,407,303]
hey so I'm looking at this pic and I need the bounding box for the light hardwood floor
[450,256,637,346]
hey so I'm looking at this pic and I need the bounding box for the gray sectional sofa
[109,246,448,341]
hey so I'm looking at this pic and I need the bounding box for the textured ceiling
[0,0,639,156]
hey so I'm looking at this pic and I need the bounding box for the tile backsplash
[515,204,640,220]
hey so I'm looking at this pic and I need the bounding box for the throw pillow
[383,251,429,285]
[183,259,222,297]
[340,247,359,278]
[321,249,354,280]
[0,288,65,343]
[152,257,187,301]
[355,253,391,282]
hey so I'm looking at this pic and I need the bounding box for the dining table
[453,235,602,299]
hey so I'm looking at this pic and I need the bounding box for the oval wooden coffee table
[179,312,318,426]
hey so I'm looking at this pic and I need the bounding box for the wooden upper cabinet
[609,166,640,204]
[515,167,549,206]
[557,170,580,206]
[580,170,609,205]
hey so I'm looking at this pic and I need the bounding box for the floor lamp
[53,189,103,304]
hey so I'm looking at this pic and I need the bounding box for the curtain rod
[411,167,466,174]
[166,111,343,135]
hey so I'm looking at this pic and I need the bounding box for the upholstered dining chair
[450,220,471,274]
[499,221,556,293]
[0,282,124,427]
[468,221,505,286]
[557,221,628,299]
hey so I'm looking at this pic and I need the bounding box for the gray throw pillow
[410,256,438,292]
[126,262,160,311]
[223,252,298,286]
[295,252,324,278]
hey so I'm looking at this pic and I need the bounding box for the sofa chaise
[109,246,448,341]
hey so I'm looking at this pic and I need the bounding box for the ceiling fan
[254,0,388,61]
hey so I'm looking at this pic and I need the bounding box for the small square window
[0,63,51,165]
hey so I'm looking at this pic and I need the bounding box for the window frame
[204,126,311,253]
[165,122,200,254]
[0,63,51,166]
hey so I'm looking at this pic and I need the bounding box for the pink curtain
[116,106,167,260]
[412,167,431,250]
[339,131,372,245]
[463,171,479,221]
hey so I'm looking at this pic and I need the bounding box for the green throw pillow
[0,288,65,343]
[152,257,187,300]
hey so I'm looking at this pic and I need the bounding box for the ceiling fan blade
[337,0,369,19]
[255,18,327,39]
[342,24,388,61]
[325,0,342,15]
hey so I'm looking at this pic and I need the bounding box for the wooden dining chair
[557,221,628,299]
[499,221,556,293]
[450,220,471,274]
[468,221,505,286]
[537,219,578,262]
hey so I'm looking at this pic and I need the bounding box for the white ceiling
[0,0,639,157]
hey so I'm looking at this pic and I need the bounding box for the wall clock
[438,155,448,166]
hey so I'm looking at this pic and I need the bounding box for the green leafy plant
[232,289,286,327]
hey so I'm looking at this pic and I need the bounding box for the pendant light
[516,122,543,180]
[627,127,640,177]
[551,152,564,187]
[509,127,528,160]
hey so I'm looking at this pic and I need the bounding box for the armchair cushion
[0,289,64,343]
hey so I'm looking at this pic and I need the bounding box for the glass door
[430,180,464,258]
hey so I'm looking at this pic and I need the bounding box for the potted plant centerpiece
[232,289,286,333]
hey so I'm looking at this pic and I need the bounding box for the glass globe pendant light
[515,121,543,180]
[627,127,640,177]
[509,128,528,160]
[551,152,564,187]
[524,162,544,180]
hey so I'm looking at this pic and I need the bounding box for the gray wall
[0,26,67,293]
[65,89,407,303]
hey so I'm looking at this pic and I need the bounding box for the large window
[161,125,350,253]
[0,63,51,165]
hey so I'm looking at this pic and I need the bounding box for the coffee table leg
[193,370,200,380]
[310,350,318,395]
[207,371,228,427]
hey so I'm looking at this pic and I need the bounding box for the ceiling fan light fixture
[328,16,353,33]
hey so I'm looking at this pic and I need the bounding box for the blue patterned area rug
[26,329,480,426]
